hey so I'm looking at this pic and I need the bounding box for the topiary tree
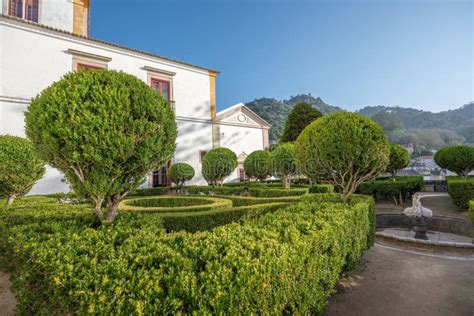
[295,112,390,200]
[169,163,195,187]
[280,102,322,143]
[201,147,237,186]
[0,135,45,206]
[25,70,177,222]
[244,150,271,181]
[386,143,410,178]
[434,145,474,178]
[267,143,297,189]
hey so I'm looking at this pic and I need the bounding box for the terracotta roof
[0,14,219,74]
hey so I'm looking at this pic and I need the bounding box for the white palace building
[0,0,270,194]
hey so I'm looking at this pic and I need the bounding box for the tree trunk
[92,196,104,221]
[6,195,15,207]
[283,176,291,189]
[104,197,120,223]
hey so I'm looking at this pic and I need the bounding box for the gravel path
[325,244,474,315]
[0,272,15,316]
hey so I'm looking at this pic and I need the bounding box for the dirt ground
[325,244,474,316]
[0,272,15,316]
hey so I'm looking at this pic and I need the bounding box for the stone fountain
[403,194,433,240]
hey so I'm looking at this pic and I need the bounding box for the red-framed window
[9,0,38,22]
[76,63,103,71]
[150,78,170,101]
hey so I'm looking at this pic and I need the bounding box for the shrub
[129,186,170,197]
[119,196,232,213]
[25,70,177,222]
[244,150,270,181]
[202,148,237,186]
[169,163,194,187]
[434,145,474,178]
[356,176,423,205]
[268,143,297,189]
[446,177,474,209]
[3,197,372,314]
[185,185,307,197]
[280,102,322,143]
[308,184,334,193]
[386,144,410,177]
[249,187,307,197]
[0,135,45,206]
[295,112,390,200]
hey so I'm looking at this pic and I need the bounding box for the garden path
[0,272,15,316]
[325,244,474,315]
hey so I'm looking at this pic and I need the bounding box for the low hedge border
[2,196,373,314]
[470,200,474,227]
[218,195,302,207]
[356,176,423,205]
[308,184,334,193]
[446,177,474,209]
[119,196,232,213]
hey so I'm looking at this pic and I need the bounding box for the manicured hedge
[186,185,308,197]
[301,193,376,246]
[356,176,423,205]
[469,200,474,226]
[119,196,232,213]
[220,195,302,207]
[2,196,372,315]
[309,184,334,193]
[446,177,474,209]
[129,186,170,196]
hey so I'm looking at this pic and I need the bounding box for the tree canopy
[169,163,195,187]
[295,112,390,199]
[0,135,45,206]
[386,144,410,177]
[280,102,322,143]
[244,150,270,181]
[201,147,237,186]
[434,145,474,178]
[268,143,297,189]
[25,70,177,222]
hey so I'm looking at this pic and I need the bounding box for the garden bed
[0,193,374,314]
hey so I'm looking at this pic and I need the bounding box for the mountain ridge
[245,94,473,146]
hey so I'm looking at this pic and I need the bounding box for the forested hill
[246,94,473,146]
[245,94,342,141]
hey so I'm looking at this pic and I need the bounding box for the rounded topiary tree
[169,163,195,187]
[244,150,270,181]
[0,135,45,206]
[386,143,410,178]
[25,70,177,222]
[295,112,390,200]
[201,147,237,186]
[267,143,297,189]
[434,145,474,178]
[280,102,323,143]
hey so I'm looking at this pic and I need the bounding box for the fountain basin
[376,213,474,256]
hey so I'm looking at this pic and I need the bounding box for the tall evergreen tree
[280,102,322,143]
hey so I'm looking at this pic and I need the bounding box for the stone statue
[404,194,433,218]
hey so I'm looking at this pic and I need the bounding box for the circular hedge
[119,196,232,213]
[386,143,410,177]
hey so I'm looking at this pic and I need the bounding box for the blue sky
[91,0,473,112]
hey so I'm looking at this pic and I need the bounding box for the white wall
[220,124,265,182]
[0,18,214,193]
[173,120,213,185]
[39,0,74,33]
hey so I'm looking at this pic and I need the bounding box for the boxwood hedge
[1,194,373,315]
[356,176,423,205]
[446,177,474,209]
[119,196,232,213]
